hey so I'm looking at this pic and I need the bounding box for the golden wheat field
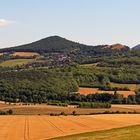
[0,114,140,140]
[12,52,40,57]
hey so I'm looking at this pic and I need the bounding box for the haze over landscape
[1,0,140,48]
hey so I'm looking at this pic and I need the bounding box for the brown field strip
[12,52,40,57]
[1,103,140,115]
[0,115,140,140]
[78,87,135,97]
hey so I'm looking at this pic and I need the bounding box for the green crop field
[52,125,140,140]
[0,59,34,67]
[110,83,140,91]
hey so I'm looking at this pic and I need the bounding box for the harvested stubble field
[78,87,135,97]
[1,103,140,115]
[0,114,140,140]
[12,52,40,57]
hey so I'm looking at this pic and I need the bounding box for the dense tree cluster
[0,69,78,103]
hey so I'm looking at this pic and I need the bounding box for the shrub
[60,112,65,115]
[72,111,76,115]
[7,109,13,115]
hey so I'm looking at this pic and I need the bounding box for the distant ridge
[0,36,130,57]
[133,44,140,50]
[0,36,83,53]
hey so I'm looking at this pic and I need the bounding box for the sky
[0,0,140,48]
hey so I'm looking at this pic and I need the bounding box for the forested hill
[0,36,130,56]
[0,36,86,53]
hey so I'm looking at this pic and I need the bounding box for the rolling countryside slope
[0,36,140,140]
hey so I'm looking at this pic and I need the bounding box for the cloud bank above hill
[0,19,15,26]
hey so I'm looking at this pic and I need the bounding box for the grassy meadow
[52,125,140,140]
[0,59,35,67]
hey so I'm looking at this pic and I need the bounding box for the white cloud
[0,19,15,26]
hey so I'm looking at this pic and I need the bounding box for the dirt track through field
[0,115,140,140]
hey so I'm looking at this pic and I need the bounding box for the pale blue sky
[0,0,140,48]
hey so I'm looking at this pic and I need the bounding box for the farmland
[1,103,140,115]
[110,83,140,91]
[0,115,140,140]
[0,59,35,67]
[12,52,40,57]
[53,125,140,140]
[78,87,135,97]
